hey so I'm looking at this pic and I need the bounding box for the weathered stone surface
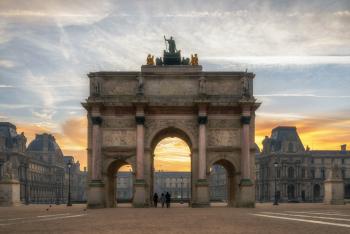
[208,129,240,147]
[84,61,259,209]
[208,118,240,129]
[102,117,136,129]
[0,180,21,207]
[102,130,136,147]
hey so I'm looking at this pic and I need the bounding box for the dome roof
[27,133,63,154]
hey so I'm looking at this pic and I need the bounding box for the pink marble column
[198,104,207,180]
[91,115,102,180]
[135,105,145,180]
[241,106,251,180]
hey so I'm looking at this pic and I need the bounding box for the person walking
[160,193,166,208]
[165,192,171,208]
[153,193,159,208]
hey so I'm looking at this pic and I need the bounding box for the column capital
[240,116,251,125]
[135,116,145,125]
[91,116,103,125]
[198,116,208,124]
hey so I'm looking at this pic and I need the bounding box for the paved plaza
[1,203,350,233]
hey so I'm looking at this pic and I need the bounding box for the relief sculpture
[208,129,240,147]
[102,130,136,147]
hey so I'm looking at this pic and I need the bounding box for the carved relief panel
[102,130,136,147]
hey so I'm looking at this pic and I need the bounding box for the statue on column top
[146,54,154,65]
[241,69,252,100]
[164,36,177,54]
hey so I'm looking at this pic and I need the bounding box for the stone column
[133,104,148,207]
[91,116,102,181]
[241,106,251,181]
[135,106,145,180]
[237,103,255,207]
[193,103,209,207]
[87,106,105,209]
[198,118,207,180]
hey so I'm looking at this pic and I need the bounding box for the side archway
[208,159,237,207]
[104,159,135,208]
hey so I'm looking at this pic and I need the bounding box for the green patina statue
[164,36,177,54]
[155,36,190,65]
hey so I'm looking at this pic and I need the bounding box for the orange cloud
[154,137,191,172]
[255,114,350,151]
[17,117,88,169]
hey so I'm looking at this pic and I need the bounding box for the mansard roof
[0,122,26,150]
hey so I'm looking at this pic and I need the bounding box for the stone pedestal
[0,180,21,207]
[192,179,210,207]
[133,179,148,207]
[87,180,105,209]
[237,180,255,208]
[324,179,345,205]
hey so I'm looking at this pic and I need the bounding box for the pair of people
[153,192,171,208]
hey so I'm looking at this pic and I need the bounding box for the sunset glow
[1,1,349,170]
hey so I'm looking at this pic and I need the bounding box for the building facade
[0,122,87,205]
[116,166,227,203]
[256,126,350,202]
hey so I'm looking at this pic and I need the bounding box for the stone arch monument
[82,37,260,208]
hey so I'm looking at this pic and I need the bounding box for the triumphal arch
[83,37,260,208]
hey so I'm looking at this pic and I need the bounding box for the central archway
[149,127,194,206]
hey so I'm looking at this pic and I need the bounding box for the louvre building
[256,126,350,202]
[0,122,87,204]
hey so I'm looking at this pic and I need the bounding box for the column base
[237,179,255,208]
[133,179,148,208]
[0,180,21,207]
[87,180,105,209]
[192,179,209,208]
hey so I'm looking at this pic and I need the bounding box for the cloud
[154,137,191,172]
[255,93,350,98]
[255,111,350,150]
[0,84,13,88]
[16,116,87,167]
[0,0,112,26]
[0,59,15,68]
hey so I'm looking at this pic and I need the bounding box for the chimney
[341,144,347,151]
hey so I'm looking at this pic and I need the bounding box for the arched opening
[313,184,321,201]
[106,160,134,208]
[287,184,295,200]
[209,159,236,207]
[345,184,350,199]
[116,165,133,206]
[150,127,192,207]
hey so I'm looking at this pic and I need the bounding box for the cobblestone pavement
[1,203,350,234]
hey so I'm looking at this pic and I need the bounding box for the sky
[0,0,349,171]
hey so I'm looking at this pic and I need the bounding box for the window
[311,169,315,179]
[288,167,294,179]
[277,168,281,178]
[302,168,305,178]
[321,168,325,179]
[288,142,294,152]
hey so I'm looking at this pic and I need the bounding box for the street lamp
[67,161,72,206]
[273,162,279,205]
